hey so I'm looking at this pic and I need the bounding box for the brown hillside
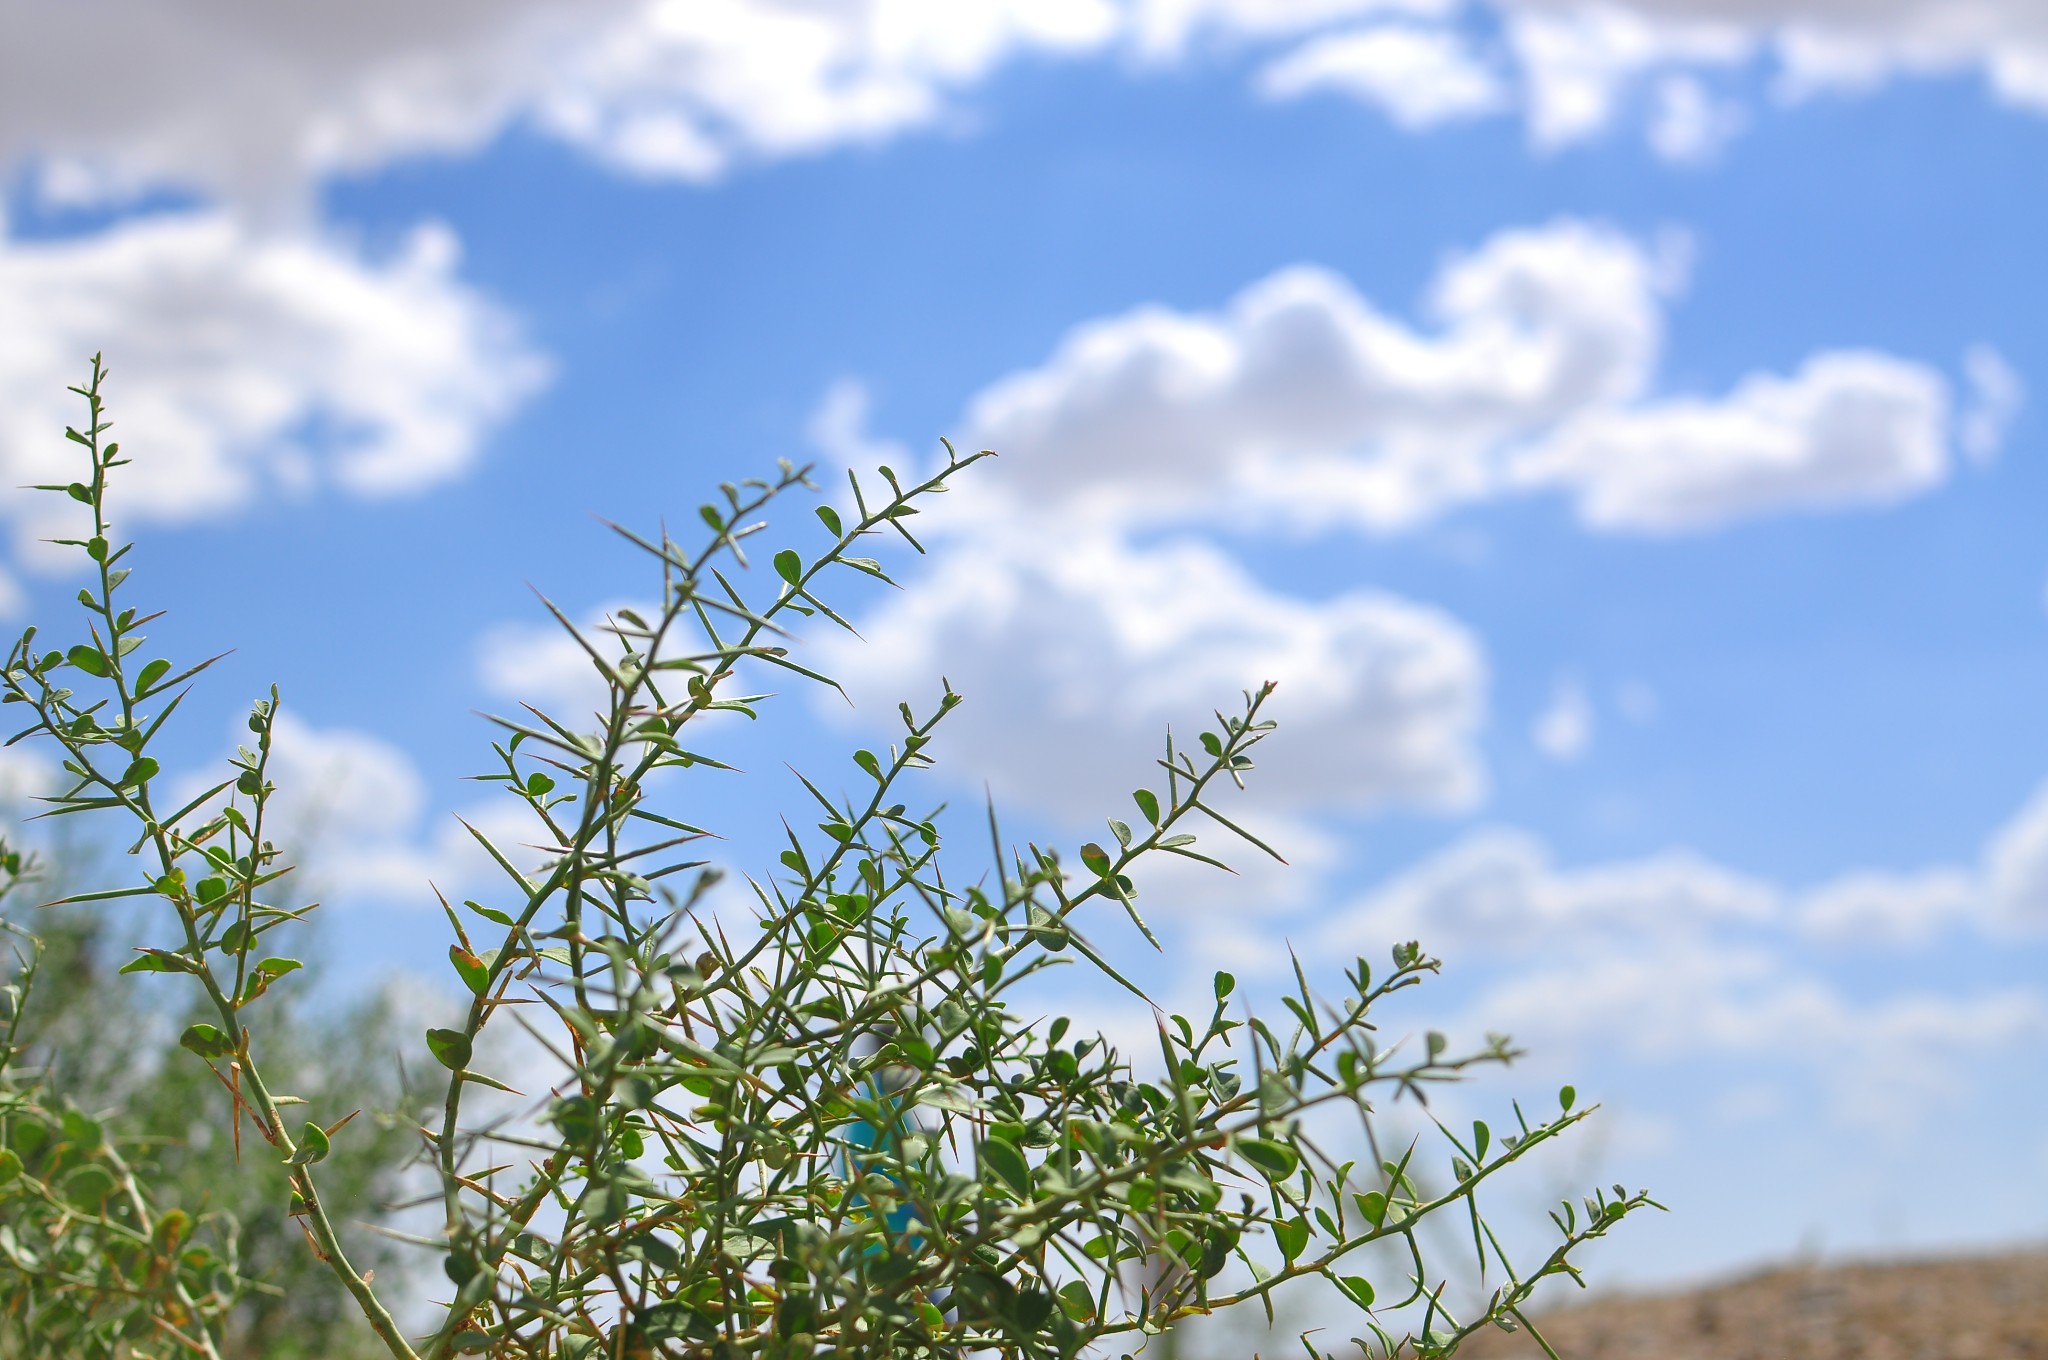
[1453,1250,2048,1360]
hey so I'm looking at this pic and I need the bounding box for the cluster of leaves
[4,890,417,1360]
[1,850,246,1358]
[0,358,1655,1360]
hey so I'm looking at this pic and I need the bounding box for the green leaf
[0,1149,19,1185]
[1354,1191,1388,1226]
[66,645,107,677]
[66,481,93,503]
[426,1027,473,1071]
[254,957,302,982]
[549,1095,597,1145]
[774,549,803,584]
[1334,1275,1376,1309]
[1559,1085,1576,1113]
[1132,788,1160,825]
[62,1108,103,1148]
[121,948,197,975]
[1078,842,1113,877]
[450,945,489,995]
[63,1164,115,1208]
[288,1121,330,1166]
[1273,1216,1309,1261]
[980,1135,1033,1198]
[526,772,555,797]
[119,756,159,786]
[816,505,843,536]
[1214,970,1236,1001]
[180,1023,235,1060]
[1473,1120,1490,1162]
[1234,1136,1300,1180]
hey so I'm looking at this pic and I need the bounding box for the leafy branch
[2,359,1655,1360]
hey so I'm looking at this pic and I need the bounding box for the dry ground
[1452,1249,2048,1360]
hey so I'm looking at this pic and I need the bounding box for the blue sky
[2,0,2045,1297]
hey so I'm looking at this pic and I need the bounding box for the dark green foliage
[1,863,245,1359]
[2,892,416,1359]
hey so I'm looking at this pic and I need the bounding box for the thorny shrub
[0,358,1656,1359]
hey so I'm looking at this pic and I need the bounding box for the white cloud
[1795,868,1977,947]
[474,602,655,723]
[1646,72,1747,161]
[0,2,626,211]
[1514,349,1952,533]
[216,712,522,908]
[1532,676,1594,761]
[1986,780,2048,935]
[0,212,546,552]
[1312,819,2047,1128]
[1256,25,1508,128]
[1506,6,1753,150]
[0,0,1123,210]
[1960,344,2025,465]
[1462,930,2047,1122]
[945,219,1982,538]
[958,220,1665,535]
[0,747,58,811]
[1776,778,2048,945]
[532,0,1123,181]
[806,378,914,472]
[1756,0,2048,110]
[7,0,2048,212]
[1494,1,2048,153]
[819,525,1488,823]
[1130,0,1458,57]
[1324,827,1776,958]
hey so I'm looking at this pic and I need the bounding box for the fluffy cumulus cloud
[1786,780,2048,946]
[8,0,2046,209]
[0,212,546,552]
[474,602,654,722]
[819,526,1487,822]
[1313,771,2048,971]
[0,0,1123,208]
[1209,0,2048,159]
[1324,827,1775,957]
[214,711,538,908]
[1461,930,2046,1123]
[0,1,624,210]
[1513,350,1951,531]
[1316,1,2048,158]
[1312,816,2048,1125]
[948,219,1989,537]
[958,220,1663,533]
[1255,24,1508,127]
